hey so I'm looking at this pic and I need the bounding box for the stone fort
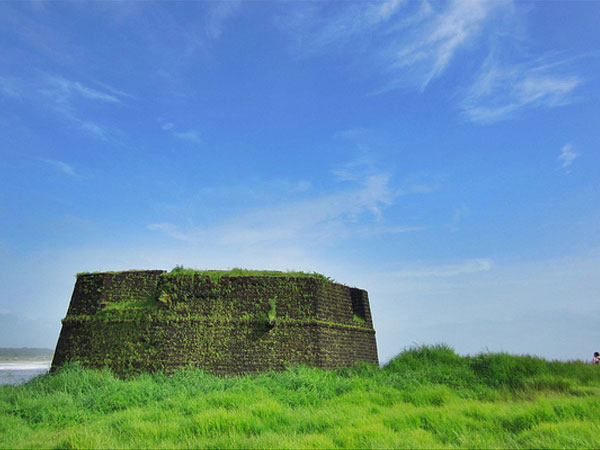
[52,269,379,376]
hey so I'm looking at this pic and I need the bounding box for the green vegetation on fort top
[169,266,334,283]
[77,266,335,282]
[76,267,335,284]
[3,345,600,448]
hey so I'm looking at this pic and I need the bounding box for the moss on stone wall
[52,270,378,376]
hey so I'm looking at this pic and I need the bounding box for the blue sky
[1,0,599,363]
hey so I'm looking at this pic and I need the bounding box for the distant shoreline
[0,361,51,370]
[0,348,54,362]
[0,360,52,364]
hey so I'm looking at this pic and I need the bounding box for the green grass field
[2,345,599,449]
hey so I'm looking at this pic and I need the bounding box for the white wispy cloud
[44,76,122,103]
[288,0,406,52]
[285,0,583,121]
[333,127,369,141]
[147,223,194,242]
[93,80,135,100]
[390,258,493,278]
[0,76,22,98]
[148,172,402,246]
[449,205,469,232]
[377,0,405,22]
[160,122,203,144]
[558,143,580,168]
[388,0,505,90]
[77,121,108,140]
[193,178,312,204]
[0,75,130,140]
[285,0,509,90]
[332,158,377,182]
[39,158,82,178]
[461,56,581,123]
[356,225,426,238]
[38,75,131,139]
[359,249,600,362]
[148,168,434,249]
[174,129,203,145]
[205,1,242,40]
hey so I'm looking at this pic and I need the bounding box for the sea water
[0,361,51,386]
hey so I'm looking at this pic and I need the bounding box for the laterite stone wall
[52,270,378,376]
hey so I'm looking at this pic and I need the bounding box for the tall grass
[1,345,599,448]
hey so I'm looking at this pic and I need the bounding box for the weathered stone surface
[52,270,378,376]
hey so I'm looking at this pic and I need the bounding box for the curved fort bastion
[52,270,379,376]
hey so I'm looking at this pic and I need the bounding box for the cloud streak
[461,56,581,123]
[390,258,493,278]
[174,129,203,145]
[0,76,22,98]
[0,74,130,140]
[44,76,122,104]
[360,249,600,362]
[285,0,583,122]
[205,1,242,40]
[38,75,130,139]
[39,158,82,178]
[286,0,509,90]
[558,143,580,168]
[159,120,204,145]
[388,0,505,90]
[147,172,426,247]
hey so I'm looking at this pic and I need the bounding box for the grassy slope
[1,345,600,449]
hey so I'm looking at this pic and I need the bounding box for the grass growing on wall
[168,266,334,284]
[74,267,335,284]
[3,345,600,449]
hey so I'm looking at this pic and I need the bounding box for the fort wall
[52,270,378,376]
